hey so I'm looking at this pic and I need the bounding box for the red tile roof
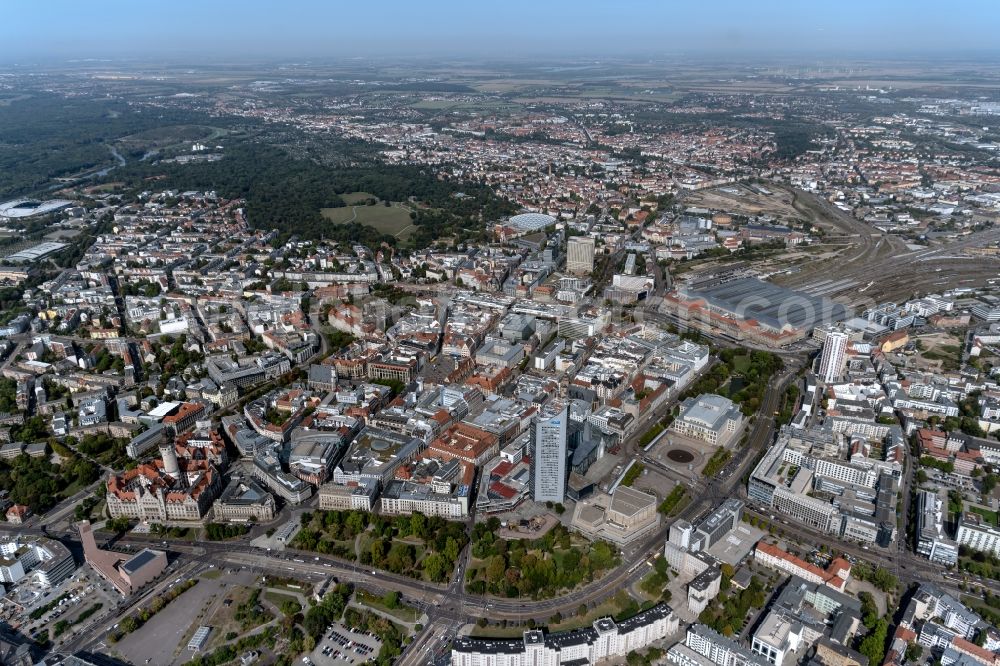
[491,461,514,478]
[489,482,517,500]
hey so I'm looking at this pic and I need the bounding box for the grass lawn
[731,354,751,373]
[638,568,670,600]
[413,543,427,561]
[962,594,982,607]
[264,590,300,607]
[59,479,89,499]
[116,124,221,152]
[658,486,689,517]
[334,537,358,557]
[468,624,528,638]
[202,586,258,650]
[638,423,665,447]
[320,203,413,237]
[87,498,106,521]
[354,589,421,623]
[268,579,310,593]
[467,556,486,575]
[970,506,1000,527]
[467,598,630,638]
[551,550,574,570]
[340,191,377,205]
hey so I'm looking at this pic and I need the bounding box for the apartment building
[688,566,723,615]
[917,489,959,566]
[956,511,1000,558]
[673,624,769,666]
[451,604,678,666]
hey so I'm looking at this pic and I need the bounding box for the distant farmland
[321,194,414,238]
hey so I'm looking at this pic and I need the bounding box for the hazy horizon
[4,0,1000,63]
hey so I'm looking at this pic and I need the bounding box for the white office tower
[567,236,596,275]
[532,405,568,503]
[818,331,848,383]
[669,519,694,549]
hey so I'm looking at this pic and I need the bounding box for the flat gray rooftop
[687,278,849,330]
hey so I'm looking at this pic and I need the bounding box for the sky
[2,0,998,61]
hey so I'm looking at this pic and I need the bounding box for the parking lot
[9,568,122,642]
[111,574,223,666]
[306,622,382,666]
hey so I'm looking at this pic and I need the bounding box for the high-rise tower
[532,405,568,503]
[567,236,596,275]
[818,331,848,383]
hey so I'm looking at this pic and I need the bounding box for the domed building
[508,212,556,232]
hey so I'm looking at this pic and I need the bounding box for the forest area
[0,93,233,200]
[114,141,517,247]
[0,90,517,249]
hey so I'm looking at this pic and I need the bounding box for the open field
[914,332,965,371]
[115,124,225,153]
[340,191,376,205]
[354,589,421,623]
[81,181,125,194]
[321,202,414,238]
[410,99,458,110]
[513,89,685,104]
[109,570,273,665]
[915,331,964,354]
[683,184,804,224]
[111,579,217,666]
